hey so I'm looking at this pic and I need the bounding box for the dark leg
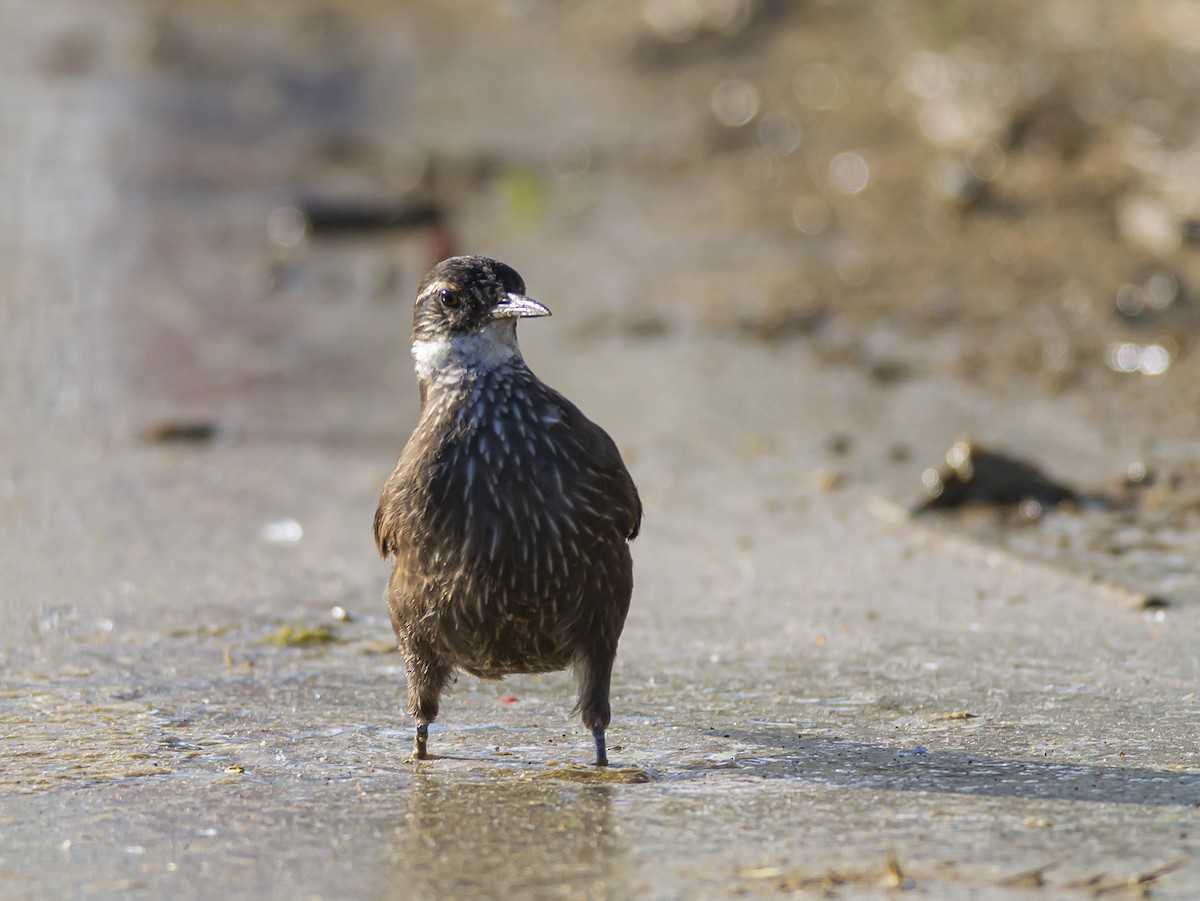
[592,726,608,767]
[403,647,452,760]
[575,648,615,767]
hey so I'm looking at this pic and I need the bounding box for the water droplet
[1118,197,1180,256]
[1138,344,1170,375]
[792,195,831,235]
[794,63,843,110]
[1105,343,1171,376]
[267,206,308,248]
[711,79,759,126]
[828,152,869,194]
[1144,270,1178,309]
[1107,342,1141,373]
[1115,284,1145,317]
[903,51,956,100]
[757,112,801,156]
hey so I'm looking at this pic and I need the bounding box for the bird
[374,255,641,766]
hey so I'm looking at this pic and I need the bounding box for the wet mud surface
[4,0,1200,898]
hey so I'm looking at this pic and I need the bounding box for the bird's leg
[592,726,608,768]
[403,645,451,761]
[575,648,616,767]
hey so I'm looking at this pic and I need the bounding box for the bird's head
[412,256,549,341]
[410,256,551,381]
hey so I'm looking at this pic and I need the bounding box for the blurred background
[8,0,1200,436]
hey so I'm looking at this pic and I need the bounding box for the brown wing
[544,387,642,543]
[374,374,640,572]
[374,462,404,558]
[375,428,433,560]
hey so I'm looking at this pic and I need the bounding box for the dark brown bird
[374,255,641,766]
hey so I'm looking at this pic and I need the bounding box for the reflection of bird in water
[391,777,624,896]
[375,256,641,766]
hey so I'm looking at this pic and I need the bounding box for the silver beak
[492,292,552,320]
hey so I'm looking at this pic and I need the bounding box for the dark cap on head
[412,256,546,341]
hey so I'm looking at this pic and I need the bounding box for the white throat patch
[412,319,522,383]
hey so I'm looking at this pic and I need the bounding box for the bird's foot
[412,723,429,760]
[592,726,608,767]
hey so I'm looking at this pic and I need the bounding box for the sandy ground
[3,1,1199,898]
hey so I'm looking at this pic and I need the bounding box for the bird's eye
[439,288,460,308]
